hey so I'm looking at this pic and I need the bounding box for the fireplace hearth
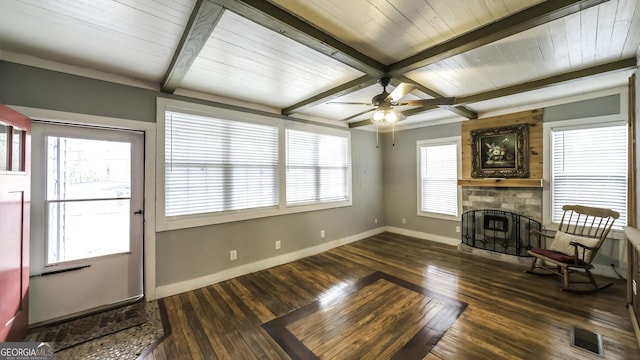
[461,209,541,257]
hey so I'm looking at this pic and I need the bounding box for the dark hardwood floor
[142,232,639,359]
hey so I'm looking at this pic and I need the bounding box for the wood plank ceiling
[0,0,638,128]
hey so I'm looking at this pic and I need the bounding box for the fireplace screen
[461,209,542,257]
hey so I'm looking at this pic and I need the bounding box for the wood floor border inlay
[137,299,171,360]
[262,271,468,359]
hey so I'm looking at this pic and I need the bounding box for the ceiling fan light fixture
[371,109,398,125]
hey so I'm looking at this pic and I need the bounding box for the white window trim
[156,98,352,231]
[543,116,627,230]
[416,136,462,221]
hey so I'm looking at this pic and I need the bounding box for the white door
[29,122,144,324]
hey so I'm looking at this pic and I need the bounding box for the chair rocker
[526,205,619,293]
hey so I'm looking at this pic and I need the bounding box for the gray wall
[544,94,621,122]
[0,61,384,288]
[381,123,461,240]
[0,61,157,122]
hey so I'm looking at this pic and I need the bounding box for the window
[417,138,460,218]
[157,99,352,230]
[286,128,350,206]
[550,123,627,226]
[164,111,278,217]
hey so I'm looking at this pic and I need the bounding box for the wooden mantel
[459,109,543,188]
[457,178,543,188]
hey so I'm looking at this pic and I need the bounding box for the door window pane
[0,125,6,171]
[12,129,24,171]
[46,136,132,265]
[47,200,130,263]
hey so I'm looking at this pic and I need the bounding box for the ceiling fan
[328,77,456,124]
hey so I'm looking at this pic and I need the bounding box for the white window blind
[165,111,278,217]
[419,141,458,217]
[286,128,349,205]
[551,124,627,226]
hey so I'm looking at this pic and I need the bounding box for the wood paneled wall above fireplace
[459,109,543,188]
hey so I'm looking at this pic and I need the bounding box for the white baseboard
[155,226,623,299]
[155,227,386,298]
[383,227,624,279]
[384,226,460,246]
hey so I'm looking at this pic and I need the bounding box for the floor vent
[571,326,604,357]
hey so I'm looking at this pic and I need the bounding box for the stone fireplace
[457,109,545,264]
[458,186,543,264]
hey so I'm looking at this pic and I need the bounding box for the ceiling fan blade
[342,108,375,121]
[387,83,417,102]
[326,101,372,105]
[396,97,456,106]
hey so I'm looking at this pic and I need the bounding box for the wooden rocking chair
[526,205,619,293]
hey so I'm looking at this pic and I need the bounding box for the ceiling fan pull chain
[392,122,395,147]
[376,123,380,148]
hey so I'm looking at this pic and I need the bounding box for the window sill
[157,200,353,231]
[417,211,460,221]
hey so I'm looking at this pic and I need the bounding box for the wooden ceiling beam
[456,57,637,105]
[209,0,390,117]
[287,0,607,120]
[387,0,610,76]
[348,119,373,128]
[398,57,637,119]
[282,76,378,115]
[395,76,478,119]
[186,0,617,126]
[161,0,224,93]
[211,0,386,76]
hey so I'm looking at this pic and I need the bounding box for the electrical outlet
[374,218,378,224]
[402,218,406,224]
[455,226,461,233]
[275,240,281,250]
[229,250,237,261]
[320,230,325,238]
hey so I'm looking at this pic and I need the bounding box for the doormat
[25,301,147,352]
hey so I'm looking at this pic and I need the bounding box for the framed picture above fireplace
[470,123,529,178]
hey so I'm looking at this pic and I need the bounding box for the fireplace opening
[461,210,541,257]
[484,214,508,232]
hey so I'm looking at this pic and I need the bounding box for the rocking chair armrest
[569,241,598,263]
[569,241,597,251]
